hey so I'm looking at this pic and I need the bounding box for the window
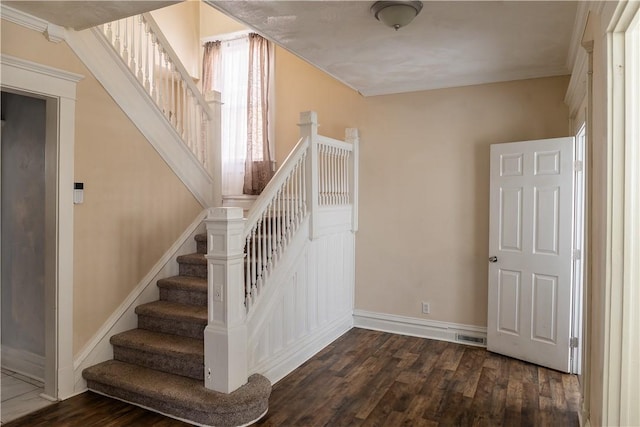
[203,32,274,196]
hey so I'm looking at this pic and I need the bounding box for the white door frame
[1,54,82,399]
[603,3,640,425]
[571,124,586,375]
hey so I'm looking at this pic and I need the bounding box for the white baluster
[129,18,136,72]
[286,176,292,240]
[144,22,150,92]
[137,17,143,82]
[106,23,113,44]
[245,234,251,307]
[322,146,327,205]
[256,218,262,291]
[331,147,339,205]
[163,51,170,118]
[170,62,176,126]
[267,201,273,270]
[346,149,350,203]
[122,19,128,62]
[114,20,121,55]
[181,80,186,138]
[151,34,157,101]
[302,152,307,216]
[251,227,257,297]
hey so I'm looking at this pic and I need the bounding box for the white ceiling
[209,1,579,96]
[4,1,180,30]
[4,0,579,96]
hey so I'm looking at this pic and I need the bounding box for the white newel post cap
[207,207,244,221]
[204,90,222,104]
[346,128,359,142]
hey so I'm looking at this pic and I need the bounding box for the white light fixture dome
[371,1,423,31]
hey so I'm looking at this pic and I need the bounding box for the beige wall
[356,76,571,326]
[200,3,246,38]
[273,47,364,166]
[1,20,203,355]
[150,0,201,79]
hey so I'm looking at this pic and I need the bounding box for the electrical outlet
[422,302,430,314]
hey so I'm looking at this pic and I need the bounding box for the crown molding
[566,1,591,73]
[1,4,66,43]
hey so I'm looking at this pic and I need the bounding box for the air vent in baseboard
[455,333,486,346]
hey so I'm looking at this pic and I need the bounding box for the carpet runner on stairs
[82,233,271,427]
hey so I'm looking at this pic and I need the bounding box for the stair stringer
[72,210,207,394]
[64,27,215,207]
[246,210,356,384]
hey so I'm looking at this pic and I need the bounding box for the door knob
[489,256,498,263]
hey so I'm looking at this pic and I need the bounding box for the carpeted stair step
[177,253,207,278]
[157,275,207,306]
[83,360,271,427]
[111,329,204,380]
[195,233,207,255]
[136,301,207,339]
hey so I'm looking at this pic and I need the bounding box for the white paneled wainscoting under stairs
[81,111,360,426]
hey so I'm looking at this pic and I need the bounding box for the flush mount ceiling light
[371,1,423,31]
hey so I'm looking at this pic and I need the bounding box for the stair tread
[83,360,271,413]
[111,329,203,357]
[157,275,207,292]
[135,301,207,324]
[177,253,206,265]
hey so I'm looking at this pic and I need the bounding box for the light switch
[74,182,84,204]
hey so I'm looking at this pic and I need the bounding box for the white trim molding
[0,5,66,43]
[353,310,488,347]
[602,3,640,426]
[1,4,49,33]
[1,53,83,400]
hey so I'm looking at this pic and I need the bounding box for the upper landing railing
[99,13,218,177]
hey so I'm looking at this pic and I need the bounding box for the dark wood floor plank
[5,328,582,427]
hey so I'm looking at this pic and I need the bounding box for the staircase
[82,233,271,426]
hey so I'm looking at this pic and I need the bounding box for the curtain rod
[201,30,253,45]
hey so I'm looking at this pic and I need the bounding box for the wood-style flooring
[3,328,581,426]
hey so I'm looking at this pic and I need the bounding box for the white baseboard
[72,210,207,393]
[353,309,487,347]
[253,313,354,385]
[1,346,45,382]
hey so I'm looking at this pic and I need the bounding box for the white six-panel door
[487,137,574,373]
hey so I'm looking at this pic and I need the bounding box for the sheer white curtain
[205,37,249,195]
[203,33,274,196]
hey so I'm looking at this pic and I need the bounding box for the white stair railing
[243,138,308,311]
[242,111,358,311]
[99,13,216,175]
[203,111,359,394]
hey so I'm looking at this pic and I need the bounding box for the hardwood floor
[257,328,581,426]
[3,328,581,426]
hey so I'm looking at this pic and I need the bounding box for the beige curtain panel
[244,33,274,195]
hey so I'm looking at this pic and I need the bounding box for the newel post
[346,128,359,232]
[204,207,247,393]
[206,90,223,207]
[299,111,319,239]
